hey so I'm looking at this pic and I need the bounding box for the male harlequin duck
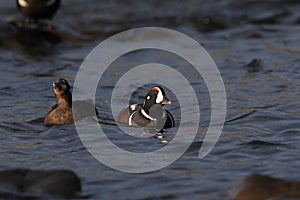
[16,0,60,28]
[118,86,175,131]
[44,78,98,125]
[44,78,73,125]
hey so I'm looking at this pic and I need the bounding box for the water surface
[1,0,300,199]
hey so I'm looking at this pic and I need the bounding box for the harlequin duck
[118,86,175,131]
[44,78,98,125]
[16,0,60,28]
[44,78,73,125]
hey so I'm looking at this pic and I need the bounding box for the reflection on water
[1,0,300,199]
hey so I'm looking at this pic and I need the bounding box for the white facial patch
[146,96,150,100]
[18,0,29,7]
[156,88,163,103]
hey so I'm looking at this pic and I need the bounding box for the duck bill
[162,97,172,105]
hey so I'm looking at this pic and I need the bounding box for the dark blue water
[1,0,300,199]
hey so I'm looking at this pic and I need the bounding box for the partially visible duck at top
[118,86,175,132]
[16,0,60,29]
[44,78,98,125]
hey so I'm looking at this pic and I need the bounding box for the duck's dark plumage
[16,0,61,21]
[118,86,175,131]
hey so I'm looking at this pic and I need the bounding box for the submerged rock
[0,169,81,199]
[230,174,300,200]
[243,58,263,73]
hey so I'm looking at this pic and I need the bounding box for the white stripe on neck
[141,109,157,121]
[128,111,136,126]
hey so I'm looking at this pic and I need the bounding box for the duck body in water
[118,86,175,132]
[44,78,73,125]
